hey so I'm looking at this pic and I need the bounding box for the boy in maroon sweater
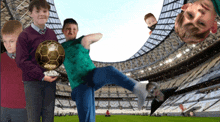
[1,20,27,122]
[15,0,57,121]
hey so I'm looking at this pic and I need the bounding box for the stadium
[1,0,220,121]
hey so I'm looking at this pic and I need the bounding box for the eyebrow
[3,40,15,42]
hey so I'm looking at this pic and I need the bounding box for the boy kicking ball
[61,18,165,122]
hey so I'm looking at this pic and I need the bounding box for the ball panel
[58,45,65,55]
[48,51,59,60]
[44,61,59,70]
[41,56,50,64]
[57,55,65,65]
[40,46,48,56]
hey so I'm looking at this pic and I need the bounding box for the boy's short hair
[62,18,78,30]
[144,13,155,21]
[28,0,50,12]
[175,11,210,43]
[1,20,22,35]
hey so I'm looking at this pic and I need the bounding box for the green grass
[54,115,220,122]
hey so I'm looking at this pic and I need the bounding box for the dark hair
[28,0,50,12]
[175,11,210,43]
[144,13,155,21]
[62,18,78,30]
[146,82,158,91]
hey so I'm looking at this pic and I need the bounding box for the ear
[210,21,217,34]
[29,11,32,17]
[181,3,191,11]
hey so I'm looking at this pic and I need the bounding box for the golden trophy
[35,40,65,76]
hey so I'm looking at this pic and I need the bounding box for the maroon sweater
[1,52,26,108]
[16,26,58,81]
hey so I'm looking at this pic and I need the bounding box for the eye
[187,12,193,18]
[199,21,205,26]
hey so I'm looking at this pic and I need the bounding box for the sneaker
[133,82,148,110]
[146,82,164,102]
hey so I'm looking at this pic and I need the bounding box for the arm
[16,34,45,81]
[81,33,103,49]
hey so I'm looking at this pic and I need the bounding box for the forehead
[2,34,18,41]
[146,16,156,23]
[147,16,156,20]
[33,6,49,11]
[64,23,78,29]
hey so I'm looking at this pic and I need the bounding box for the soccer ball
[35,40,65,70]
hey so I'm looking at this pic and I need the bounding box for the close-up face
[145,16,157,27]
[2,33,19,54]
[62,24,78,41]
[147,84,163,101]
[30,6,49,27]
[182,0,216,34]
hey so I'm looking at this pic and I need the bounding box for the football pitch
[53,115,220,122]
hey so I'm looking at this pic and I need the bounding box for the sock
[133,82,148,110]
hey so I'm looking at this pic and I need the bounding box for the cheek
[3,44,7,48]
[12,43,17,48]
[64,30,69,35]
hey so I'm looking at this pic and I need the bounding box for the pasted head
[29,0,50,28]
[1,20,23,54]
[175,0,217,44]
[62,18,79,41]
[144,13,158,28]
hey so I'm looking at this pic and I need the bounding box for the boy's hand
[44,76,58,82]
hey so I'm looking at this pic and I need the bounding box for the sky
[54,0,164,62]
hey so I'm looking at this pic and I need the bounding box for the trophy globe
[35,40,65,76]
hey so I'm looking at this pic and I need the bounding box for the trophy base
[44,70,60,77]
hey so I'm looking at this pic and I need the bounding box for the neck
[34,23,45,30]
[66,37,76,41]
[7,51,16,54]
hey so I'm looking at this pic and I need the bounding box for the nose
[198,9,205,15]
[39,11,45,16]
[8,43,11,48]
[193,10,204,23]
[69,30,73,33]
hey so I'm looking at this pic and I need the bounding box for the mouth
[39,16,46,19]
